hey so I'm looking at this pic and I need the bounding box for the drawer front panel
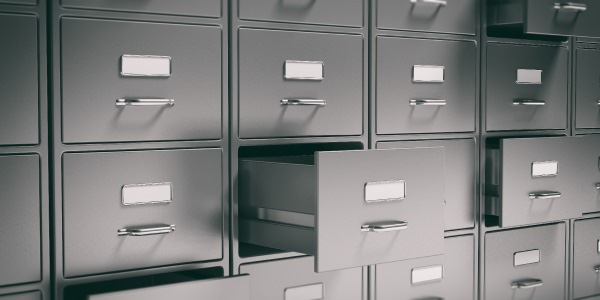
[485,223,566,300]
[574,218,600,299]
[60,0,221,18]
[580,135,600,213]
[486,43,568,131]
[376,235,474,300]
[377,0,476,35]
[377,139,476,230]
[238,0,364,27]
[526,0,600,38]
[0,13,39,146]
[240,256,363,300]
[0,0,36,6]
[0,292,41,300]
[499,137,583,227]
[0,155,41,287]
[63,148,223,277]
[238,28,363,139]
[61,18,222,144]
[376,37,476,135]
[575,48,600,129]
[316,148,445,272]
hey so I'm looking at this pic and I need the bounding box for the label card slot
[284,60,324,80]
[365,180,406,203]
[121,55,172,77]
[412,65,445,83]
[531,161,559,178]
[516,69,542,84]
[514,249,540,267]
[284,283,324,300]
[412,265,444,284]
[122,182,173,206]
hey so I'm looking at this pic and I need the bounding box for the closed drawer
[0,292,41,300]
[238,0,363,27]
[239,148,445,272]
[238,28,363,139]
[0,13,38,146]
[376,37,476,135]
[485,223,566,300]
[0,155,41,287]
[580,135,600,213]
[88,276,249,300]
[575,48,600,129]
[377,0,476,35]
[486,136,584,228]
[60,0,221,19]
[61,18,222,144]
[377,139,476,230]
[376,235,474,300]
[240,256,363,300]
[489,0,600,38]
[486,43,568,131]
[574,218,600,299]
[62,148,223,277]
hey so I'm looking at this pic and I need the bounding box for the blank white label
[531,161,559,177]
[514,249,540,267]
[284,283,323,300]
[121,55,171,77]
[284,60,324,80]
[516,69,542,84]
[122,182,172,206]
[412,265,443,284]
[365,180,406,203]
[412,65,445,83]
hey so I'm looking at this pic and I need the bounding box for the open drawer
[239,148,445,272]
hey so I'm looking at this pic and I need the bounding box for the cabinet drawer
[376,37,476,135]
[0,14,38,146]
[0,0,35,6]
[580,135,600,213]
[486,136,584,228]
[61,18,222,144]
[485,224,566,300]
[238,0,363,27]
[239,148,445,272]
[62,148,223,277]
[574,218,600,299]
[486,43,568,131]
[0,292,41,300]
[489,0,600,38]
[575,48,600,129]
[238,28,363,139]
[240,256,363,300]
[376,235,474,300]
[0,155,41,287]
[377,0,476,35]
[60,0,221,19]
[88,276,249,300]
[377,139,476,230]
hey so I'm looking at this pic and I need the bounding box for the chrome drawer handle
[281,99,326,106]
[117,224,176,236]
[361,221,408,233]
[116,98,175,107]
[512,279,543,289]
[596,100,600,106]
[529,191,561,200]
[410,0,447,6]
[410,99,447,106]
[554,2,587,12]
[596,183,600,190]
[513,100,546,106]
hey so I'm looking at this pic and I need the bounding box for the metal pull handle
[596,183,600,190]
[117,224,175,236]
[529,191,561,200]
[554,2,587,11]
[513,100,546,106]
[410,99,447,106]
[410,0,447,6]
[361,221,408,233]
[116,98,175,107]
[596,100,600,106]
[281,99,326,106]
[511,279,543,289]
[595,266,600,273]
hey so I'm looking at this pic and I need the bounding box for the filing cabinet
[0,13,39,146]
[484,223,566,300]
[377,139,476,231]
[375,235,475,300]
[237,28,363,139]
[486,43,568,131]
[62,148,223,277]
[376,37,476,135]
[0,292,41,300]
[376,0,477,35]
[240,256,363,300]
[574,218,600,299]
[59,0,221,18]
[239,148,445,272]
[238,0,364,28]
[60,17,222,144]
[575,47,600,129]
